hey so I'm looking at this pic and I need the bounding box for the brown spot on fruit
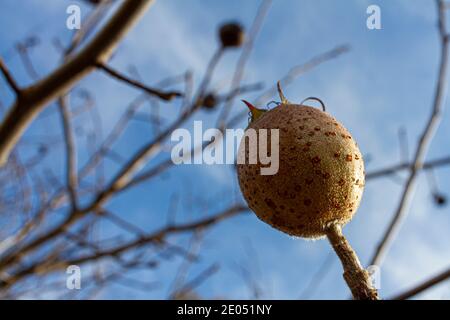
[311,156,321,164]
[346,154,353,161]
[264,198,277,210]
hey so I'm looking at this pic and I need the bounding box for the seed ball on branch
[237,101,365,239]
[218,22,245,48]
[433,192,447,206]
[201,93,218,110]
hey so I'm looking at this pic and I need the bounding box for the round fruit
[237,103,365,238]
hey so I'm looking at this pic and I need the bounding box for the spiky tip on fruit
[242,100,267,123]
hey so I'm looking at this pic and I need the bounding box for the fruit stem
[325,223,380,300]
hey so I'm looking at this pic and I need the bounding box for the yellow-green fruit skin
[237,104,365,238]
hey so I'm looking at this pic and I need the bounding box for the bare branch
[1,205,247,288]
[16,38,40,80]
[0,0,155,166]
[366,155,450,180]
[0,41,226,274]
[256,45,350,105]
[96,62,183,101]
[369,0,450,267]
[96,209,146,236]
[168,231,204,297]
[58,96,78,210]
[391,266,450,300]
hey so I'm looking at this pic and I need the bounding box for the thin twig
[168,231,204,297]
[58,96,78,210]
[96,62,183,101]
[0,58,21,95]
[97,209,146,236]
[391,266,450,300]
[16,40,39,80]
[170,264,219,299]
[366,155,450,180]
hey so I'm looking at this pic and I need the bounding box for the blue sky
[0,0,449,299]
